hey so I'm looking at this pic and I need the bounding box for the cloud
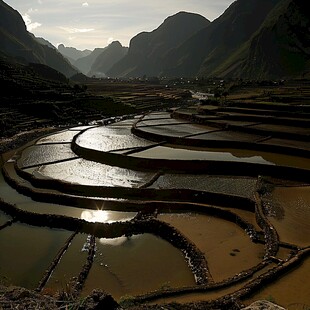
[28,22,42,31]
[27,8,38,14]
[59,27,95,34]
[22,13,42,31]
[107,37,114,44]
[82,2,89,7]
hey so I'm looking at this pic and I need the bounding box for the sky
[6,0,235,51]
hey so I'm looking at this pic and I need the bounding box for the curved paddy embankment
[0,108,310,309]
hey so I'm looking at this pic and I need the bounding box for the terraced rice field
[0,104,309,309]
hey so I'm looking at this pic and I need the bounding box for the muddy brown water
[0,210,11,226]
[244,258,310,309]
[44,233,89,294]
[0,222,71,289]
[217,207,261,231]
[158,213,264,282]
[81,234,196,301]
[266,186,310,247]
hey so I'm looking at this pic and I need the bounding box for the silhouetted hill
[106,0,308,80]
[2,0,308,81]
[58,44,92,62]
[163,0,309,79]
[231,0,310,79]
[163,0,281,78]
[107,11,210,78]
[33,36,56,49]
[0,0,78,78]
[88,41,128,77]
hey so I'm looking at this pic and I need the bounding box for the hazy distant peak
[58,44,92,62]
[58,43,92,54]
[109,40,123,48]
[88,41,128,77]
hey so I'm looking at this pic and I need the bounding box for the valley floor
[1,79,310,310]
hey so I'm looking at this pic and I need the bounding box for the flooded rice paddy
[131,146,275,165]
[28,158,155,187]
[264,186,310,247]
[75,126,153,152]
[150,175,257,199]
[158,213,265,282]
[0,223,71,289]
[0,111,309,308]
[131,145,310,169]
[82,234,196,300]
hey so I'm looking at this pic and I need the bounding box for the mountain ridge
[234,0,310,79]
[162,0,281,78]
[107,11,210,78]
[1,0,309,81]
[106,0,309,80]
[88,41,128,77]
[0,0,78,78]
[58,44,92,62]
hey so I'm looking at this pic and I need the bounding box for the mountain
[88,41,128,77]
[162,0,281,78]
[73,47,106,75]
[33,36,56,49]
[229,0,310,79]
[2,0,307,81]
[106,0,308,80]
[107,11,210,78]
[162,0,310,79]
[58,44,92,62]
[0,0,78,78]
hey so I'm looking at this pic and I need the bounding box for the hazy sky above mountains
[6,0,235,50]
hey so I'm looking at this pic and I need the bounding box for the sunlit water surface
[29,158,154,187]
[75,127,152,152]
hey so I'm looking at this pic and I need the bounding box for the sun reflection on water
[80,209,136,223]
[81,210,109,223]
